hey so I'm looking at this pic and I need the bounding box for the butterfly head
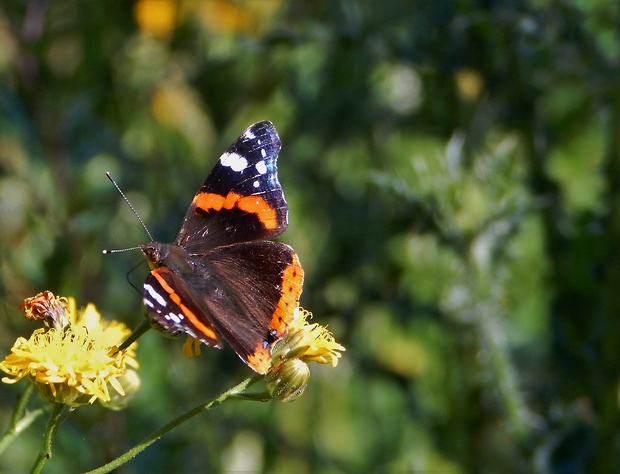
[139,242,196,275]
[138,243,164,270]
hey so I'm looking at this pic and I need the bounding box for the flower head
[1,291,139,407]
[273,306,345,367]
[266,306,345,402]
[21,290,69,329]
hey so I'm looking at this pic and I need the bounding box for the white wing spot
[244,129,255,139]
[255,160,267,175]
[220,152,248,172]
[165,312,183,323]
[253,180,260,188]
[144,283,167,307]
[260,148,267,158]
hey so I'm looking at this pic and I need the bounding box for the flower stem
[12,383,33,426]
[29,403,71,474]
[118,318,152,351]
[0,385,46,456]
[85,375,262,474]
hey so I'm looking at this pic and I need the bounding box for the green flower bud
[265,359,310,403]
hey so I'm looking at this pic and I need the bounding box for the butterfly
[138,121,304,374]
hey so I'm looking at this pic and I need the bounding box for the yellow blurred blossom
[134,0,283,38]
[134,0,179,38]
[454,69,485,100]
[151,83,214,152]
[0,292,139,407]
[193,0,283,36]
[197,0,250,34]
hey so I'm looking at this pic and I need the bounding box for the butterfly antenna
[102,246,141,255]
[103,171,154,254]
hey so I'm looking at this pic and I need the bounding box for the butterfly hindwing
[142,241,303,374]
[175,121,288,251]
[195,241,304,374]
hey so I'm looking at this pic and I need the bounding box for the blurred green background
[1,0,619,472]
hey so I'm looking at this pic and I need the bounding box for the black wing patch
[175,121,289,251]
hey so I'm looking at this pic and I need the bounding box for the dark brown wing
[143,266,223,348]
[197,241,304,374]
[143,240,303,374]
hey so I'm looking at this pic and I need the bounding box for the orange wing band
[151,271,219,342]
[194,192,278,230]
[246,253,304,374]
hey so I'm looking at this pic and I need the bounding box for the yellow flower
[100,369,142,411]
[266,306,345,402]
[274,306,345,367]
[0,292,139,407]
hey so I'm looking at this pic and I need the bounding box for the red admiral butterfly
[139,121,304,374]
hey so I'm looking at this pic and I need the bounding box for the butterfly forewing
[175,121,289,251]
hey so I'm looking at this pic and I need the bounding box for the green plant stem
[118,319,152,351]
[11,383,33,426]
[0,385,47,456]
[30,403,71,474]
[85,375,262,474]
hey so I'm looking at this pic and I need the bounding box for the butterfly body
[140,121,303,374]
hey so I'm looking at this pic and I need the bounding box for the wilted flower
[21,290,69,329]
